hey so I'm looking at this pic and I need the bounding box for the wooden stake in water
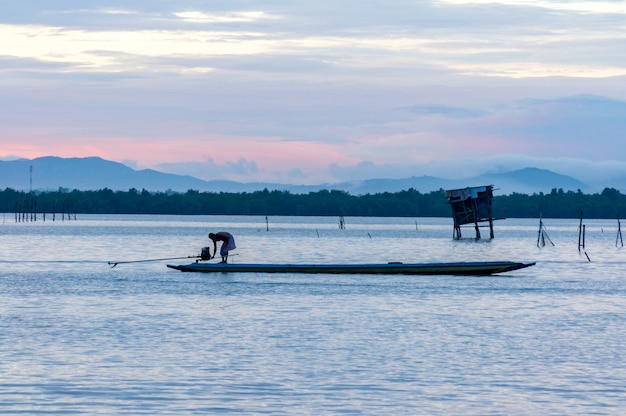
[537,215,543,247]
[576,211,591,262]
[617,218,624,248]
[578,211,584,251]
[536,214,554,247]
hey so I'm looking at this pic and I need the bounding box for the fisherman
[208,231,236,263]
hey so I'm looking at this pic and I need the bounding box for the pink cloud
[1,132,356,177]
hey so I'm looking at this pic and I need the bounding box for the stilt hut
[445,185,495,239]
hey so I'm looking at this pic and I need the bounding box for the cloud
[173,11,280,24]
[439,0,626,15]
[155,158,258,181]
[3,1,624,79]
[2,1,626,188]
[401,105,488,119]
[462,95,626,158]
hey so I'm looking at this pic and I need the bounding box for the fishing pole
[108,255,200,268]
[108,253,241,268]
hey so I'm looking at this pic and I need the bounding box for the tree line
[2,186,626,219]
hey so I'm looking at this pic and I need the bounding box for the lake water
[1,214,626,415]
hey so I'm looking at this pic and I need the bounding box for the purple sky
[2,1,626,184]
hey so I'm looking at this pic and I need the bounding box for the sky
[2,1,626,185]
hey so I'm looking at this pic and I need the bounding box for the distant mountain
[467,167,590,195]
[0,156,209,192]
[0,156,605,195]
[321,168,590,195]
[327,176,457,195]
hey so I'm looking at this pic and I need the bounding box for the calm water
[1,214,626,415]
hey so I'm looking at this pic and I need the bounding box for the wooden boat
[166,260,535,276]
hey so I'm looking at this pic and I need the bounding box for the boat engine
[200,246,211,260]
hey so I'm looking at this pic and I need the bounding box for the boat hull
[166,261,535,276]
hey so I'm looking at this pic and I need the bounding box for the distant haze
[0,157,619,196]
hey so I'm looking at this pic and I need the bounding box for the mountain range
[0,156,620,195]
